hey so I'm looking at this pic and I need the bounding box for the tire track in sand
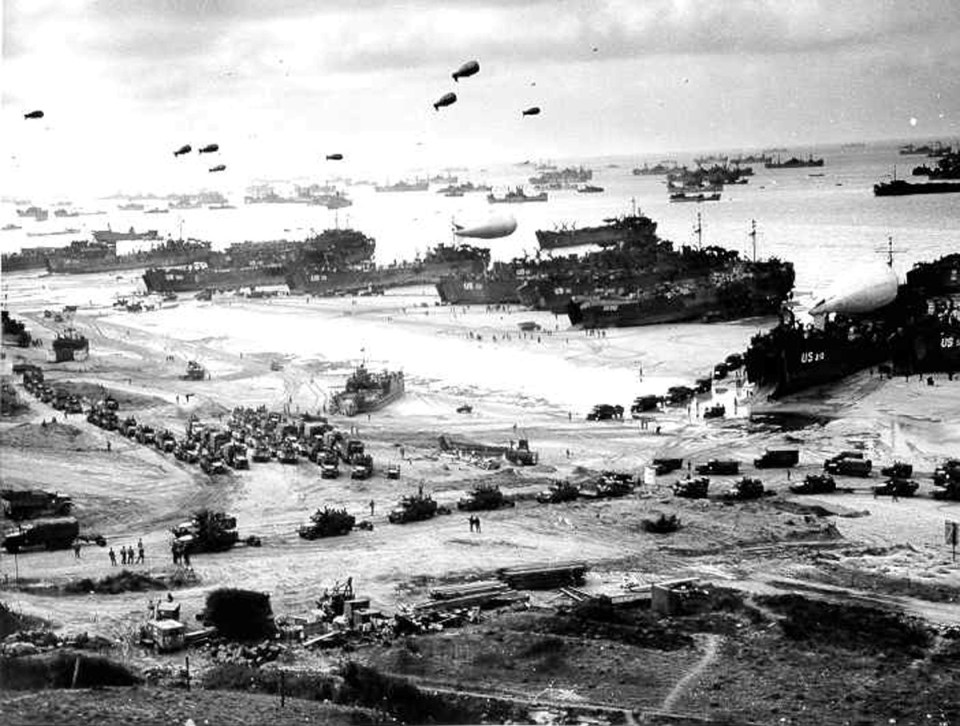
[659,632,722,713]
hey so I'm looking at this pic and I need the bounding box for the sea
[2,140,958,306]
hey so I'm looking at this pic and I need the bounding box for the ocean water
[2,141,958,303]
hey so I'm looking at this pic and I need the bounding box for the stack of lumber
[415,580,526,613]
[498,560,588,590]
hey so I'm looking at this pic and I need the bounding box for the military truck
[155,429,177,454]
[630,395,660,416]
[351,454,374,480]
[278,440,299,465]
[388,491,442,524]
[586,404,623,421]
[665,386,695,405]
[695,459,740,475]
[135,425,156,446]
[873,478,919,498]
[754,449,799,468]
[1,489,73,520]
[200,452,227,475]
[652,458,684,475]
[386,463,401,480]
[702,404,726,419]
[824,457,872,477]
[790,474,837,495]
[3,517,80,553]
[299,507,355,539]
[880,461,913,479]
[171,510,239,553]
[673,476,709,499]
[933,459,960,487]
[536,480,580,504]
[722,477,765,501]
[223,443,249,470]
[457,483,515,511]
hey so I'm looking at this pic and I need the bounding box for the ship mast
[749,219,757,262]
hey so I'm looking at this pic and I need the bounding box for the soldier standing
[137,539,145,564]
[108,547,117,566]
[369,500,375,516]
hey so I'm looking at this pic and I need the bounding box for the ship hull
[535,219,657,251]
[48,249,211,274]
[435,277,521,305]
[143,266,288,293]
[874,181,960,196]
[289,259,487,295]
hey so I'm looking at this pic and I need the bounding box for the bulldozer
[388,490,445,524]
[722,477,765,501]
[298,507,356,539]
[1,489,73,520]
[505,439,539,466]
[536,480,580,504]
[673,476,710,499]
[457,483,515,511]
[790,473,837,495]
[183,361,206,381]
[171,510,240,554]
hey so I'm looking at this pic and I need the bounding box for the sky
[2,0,959,196]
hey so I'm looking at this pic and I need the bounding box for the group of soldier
[108,538,145,566]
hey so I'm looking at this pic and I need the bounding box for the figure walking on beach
[108,547,116,566]
[369,499,375,516]
[73,541,81,559]
[137,539,145,564]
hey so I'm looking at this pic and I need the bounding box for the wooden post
[185,655,190,691]
[280,670,286,708]
[71,656,81,688]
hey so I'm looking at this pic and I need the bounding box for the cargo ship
[16,206,48,222]
[92,227,160,244]
[764,155,824,169]
[487,187,548,204]
[46,237,212,274]
[742,254,960,398]
[536,207,659,251]
[632,161,677,176]
[873,179,960,196]
[375,179,429,192]
[566,253,794,328]
[528,166,592,190]
[330,365,404,416]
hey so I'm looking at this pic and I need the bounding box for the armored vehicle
[299,507,356,539]
[536,480,581,504]
[388,491,441,524]
[880,461,913,479]
[673,476,710,499]
[457,483,515,511]
[183,361,206,380]
[873,478,919,498]
[723,477,765,500]
[790,474,837,494]
[824,457,872,477]
[652,458,684,475]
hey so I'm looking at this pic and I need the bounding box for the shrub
[205,588,275,641]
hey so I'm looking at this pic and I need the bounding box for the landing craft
[452,60,480,82]
[174,144,192,157]
[326,153,343,161]
[808,265,899,316]
[433,92,457,111]
[453,214,517,239]
[208,164,226,173]
[24,110,44,120]
[522,106,541,117]
[198,144,219,154]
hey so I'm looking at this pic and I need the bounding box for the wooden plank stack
[497,560,588,590]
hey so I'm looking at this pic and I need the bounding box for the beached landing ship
[46,237,212,274]
[566,253,794,328]
[330,365,404,416]
[742,253,960,398]
[52,328,89,362]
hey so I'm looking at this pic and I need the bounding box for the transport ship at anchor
[741,253,960,398]
[535,205,658,251]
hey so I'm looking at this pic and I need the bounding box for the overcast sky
[2,0,959,196]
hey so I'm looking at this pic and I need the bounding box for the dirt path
[658,633,722,713]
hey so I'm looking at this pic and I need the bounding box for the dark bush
[0,651,140,690]
[205,588,275,641]
[0,602,47,639]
